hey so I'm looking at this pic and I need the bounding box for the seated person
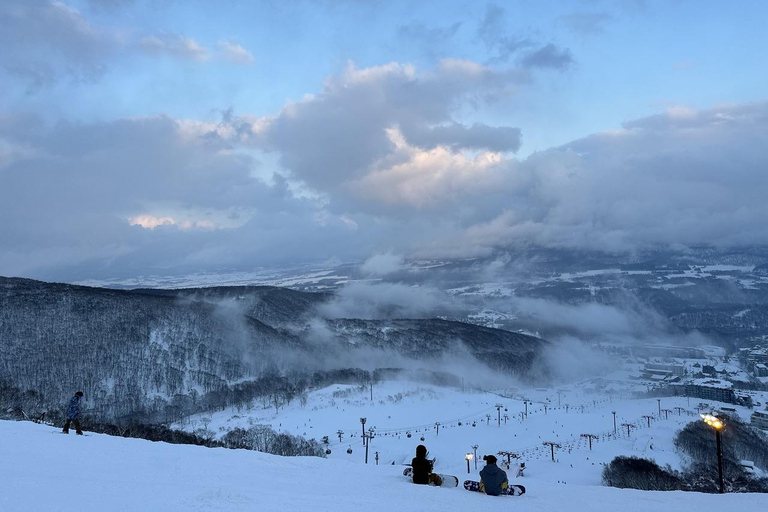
[479,455,509,495]
[411,445,442,486]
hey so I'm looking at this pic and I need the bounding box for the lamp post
[701,413,726,494]
[465,453,473,473]
[472,445,479,470]
[360,417,366,446]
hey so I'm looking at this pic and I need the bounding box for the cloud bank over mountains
[1,1,767,280]
[2,55,768,279]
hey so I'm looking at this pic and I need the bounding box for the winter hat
[483,455,497,464]
[75,391,84,397]
[416,444,427,457]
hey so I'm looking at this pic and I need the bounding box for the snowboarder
[62,391,84,435]
[479,455,509,496]
[411,445,442,486]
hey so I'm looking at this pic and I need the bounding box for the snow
[2,417,765,512]
[168,381,765,499]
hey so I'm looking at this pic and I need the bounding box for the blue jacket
[480,463,508,496]
[67,395,81,420]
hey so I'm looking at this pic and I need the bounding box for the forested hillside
[0,277,547,425]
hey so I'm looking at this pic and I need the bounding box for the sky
[1,0,768,281]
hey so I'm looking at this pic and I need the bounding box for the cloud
[138,34,209,61]
[360,251,404,276]
[0,0,117,89]
[3,47,768,281]
[217,41,256,65]
[242,59,524,214]
[317,282,442,319]
[521,44,575,70]
[401,122,521,152]
[476,3,536,64]
[424,102,768,255]
[0,113,346,278]
[346,128,509,210]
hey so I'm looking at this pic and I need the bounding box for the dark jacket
[411,456,433,485]
[480,463,508,496]
[67,395,81,420]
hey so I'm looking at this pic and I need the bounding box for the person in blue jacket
[62,391,84,435]
[479,455,509,495]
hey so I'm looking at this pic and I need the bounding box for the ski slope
[178,380,765,484]
[1,418,765,512]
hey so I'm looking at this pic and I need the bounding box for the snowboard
[403,467,459,488]
[463,480,526,496]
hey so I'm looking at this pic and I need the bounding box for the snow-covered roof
[690,378,733,389]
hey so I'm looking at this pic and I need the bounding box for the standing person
[479,455,508,496]
[410,445,443,486]
[62,391,84,435]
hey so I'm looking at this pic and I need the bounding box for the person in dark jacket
[479,455,508,495]
[411,445,442,486]
[62,391,84,435]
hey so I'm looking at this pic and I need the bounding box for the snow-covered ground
[2,416,765,512]
[174,380,765,487]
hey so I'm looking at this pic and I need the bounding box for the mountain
[0,277,548,424]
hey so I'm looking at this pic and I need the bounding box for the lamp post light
[465,453,473,473]
[360,418,367,446]
[472,445,479,470]
[701,413,726,494]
